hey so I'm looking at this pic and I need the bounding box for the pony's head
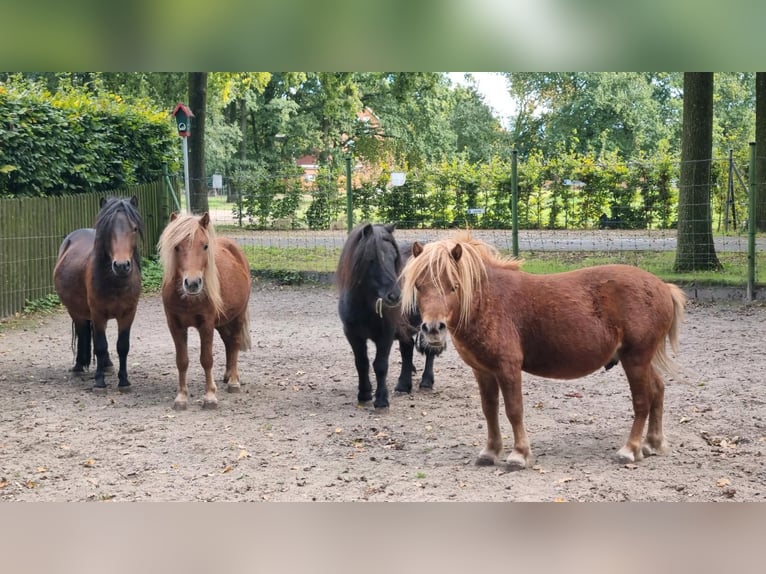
[336,223,402,309]
[95,195,143,277]
[158,212,224,316]
[401,232,520,349]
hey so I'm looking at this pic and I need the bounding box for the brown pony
[53,196,144,393]
[401,232,686,470]
[157,212,251,410]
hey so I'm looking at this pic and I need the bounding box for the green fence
[0,180,170,317]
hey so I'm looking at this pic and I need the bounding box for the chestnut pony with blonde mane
[158,212,251,410]
[401,232,686,470]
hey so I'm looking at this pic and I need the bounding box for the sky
[448,72,516,129]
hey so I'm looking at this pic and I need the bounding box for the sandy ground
[0,282,764,501]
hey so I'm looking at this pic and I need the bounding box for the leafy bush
[0,78,177,197]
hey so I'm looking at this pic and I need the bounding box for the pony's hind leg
[72,319,92,374]
[496,367,531,470]
[616,360,653,463]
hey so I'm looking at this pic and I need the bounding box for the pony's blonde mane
[401,232,522,328]
[157,214,225,318]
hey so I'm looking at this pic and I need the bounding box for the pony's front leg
[475,370,503,465]
[170,325,190,410]
[419,348,437,390]
[115,311,137,392]
[498,366,531,470]
[346,334,372,405]
[394,338,415,394]
[198,325,218,409]
[91,316,110,393]
[372,335,395,410]
[218,323,242,393]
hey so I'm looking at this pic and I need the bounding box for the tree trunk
[188,72,208,214]
[674,72,721,271]
[756,72,766,231]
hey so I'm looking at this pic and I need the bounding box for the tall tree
[674,72,721,271]
[756,72,766,231]
[188,72,208,214]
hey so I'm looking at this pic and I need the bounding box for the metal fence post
[748,142,757,301]
[511,150,519,257]
[346,154,353,233]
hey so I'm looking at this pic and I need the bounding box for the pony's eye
[174,245,179,252]
[203,244,209,251]
[452,284,459,292]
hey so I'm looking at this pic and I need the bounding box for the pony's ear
[384,223,397,234]
[100,197,107,208]
[412,242,424,258]
[362,223,373,237]
[130,195,138,207]
[451,243,463,262]
[200,212,211,228]
[170,212,179,221]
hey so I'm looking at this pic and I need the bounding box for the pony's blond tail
[653,283,687,375]
[239,309,252,352]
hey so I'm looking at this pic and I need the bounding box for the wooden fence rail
[0,180,170,318]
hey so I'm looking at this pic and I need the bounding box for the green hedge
[0,80,178,197]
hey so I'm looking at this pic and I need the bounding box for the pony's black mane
[94,197,145,269]
[336,223,400,291]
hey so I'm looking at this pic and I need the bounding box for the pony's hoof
[505,451,528,471]
[475,451,497,466]
[641,440,668,457]
[202,399,218,410]
[227,383,241,393]
[418,384,434,392]
[173,401,188,411]
[92,385,107,395]
[394,384,412,394]
[104,365,115,374]
[615,446,642,464]
[117,385,132,394]
[373,405,390,413]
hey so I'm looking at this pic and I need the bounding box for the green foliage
[141,257,164,293]
[22,293,60,314]
[0,77,177,198]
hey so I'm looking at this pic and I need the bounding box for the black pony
[336,222,441,409]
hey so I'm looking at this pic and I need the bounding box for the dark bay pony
[401,232,686,469]
[158,212,251,410]
[53,196,144,392]
[336,222,441,410]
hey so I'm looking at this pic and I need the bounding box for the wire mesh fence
[204,154,762,290]
[1,153,763,318]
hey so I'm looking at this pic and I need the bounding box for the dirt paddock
[0,282,764,501]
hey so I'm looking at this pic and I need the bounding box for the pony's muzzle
[385,290,401,305]
[112,259,132,277]
[183,276,204,295]
[420,321,448,350]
